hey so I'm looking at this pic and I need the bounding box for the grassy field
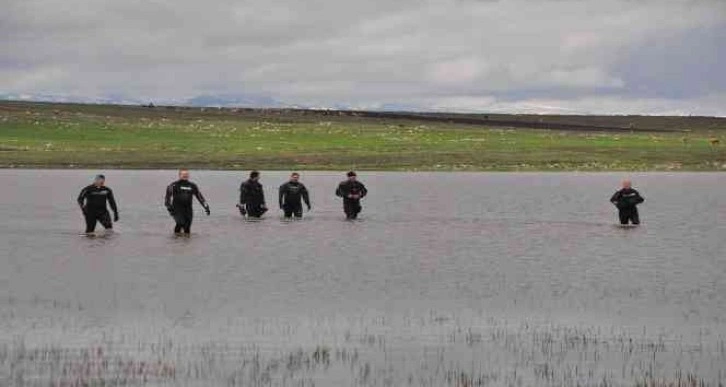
[1,101,724,171]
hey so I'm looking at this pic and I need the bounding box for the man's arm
[609,191,620,205]
[107,188,119,219]
[260,185,267,207]
[239,183,247,205]
[335,183,345,198]
[164,183,174,211]
[634,190,645,204]
[236,182,247,215]
[278,184,286,208]
[359,183,368,198]
[302,185,311,208]
[77,187,88,210]
[194,184,210,214]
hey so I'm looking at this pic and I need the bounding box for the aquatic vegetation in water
[2,318,724,386]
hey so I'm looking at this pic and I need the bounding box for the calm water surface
[1,170,725,386]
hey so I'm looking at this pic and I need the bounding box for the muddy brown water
[1,170,725,386]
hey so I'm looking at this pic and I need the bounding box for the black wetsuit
[77,185,118,233]
[165,180,209,234]
[335,180,368,219]
[239,179,267,218]
[279,181,310,218]
[610,188,645,225]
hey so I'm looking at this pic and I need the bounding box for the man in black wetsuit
[335,171,368,219]
[279,172,311,219]
[610,179,645,225]
[238,171,267,218]
[164,169,210,235]
[77,174,119,235]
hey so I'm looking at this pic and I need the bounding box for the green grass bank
[1,101,724,171]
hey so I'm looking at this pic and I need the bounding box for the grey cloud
[613,23,726,99]
[1,0,725,115]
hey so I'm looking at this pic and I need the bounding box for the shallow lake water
[1,170,725,386]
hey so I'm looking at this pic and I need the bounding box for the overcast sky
[2,0,725,115]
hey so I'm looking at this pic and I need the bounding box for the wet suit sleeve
[610,190,621,205]
[193,184,208,207]
[359,183,368,198]
[107,188,118,215]
[335,183,345,198]
[633,190,645,204]
[302,185,311,208]
[77,186,89,209]
[278,184,286,208]
[193,183,210,215]
[165,183,174,211]
[239,182,247,205]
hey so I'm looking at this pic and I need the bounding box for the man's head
[93,174,105,187]
[250,171,260,181]
[290,172,300,183]
[179,169,190,181]
[622,179,632,189]
[347,171,357,182]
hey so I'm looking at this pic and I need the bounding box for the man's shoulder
[242,180,262,189]
[170,180,191,189]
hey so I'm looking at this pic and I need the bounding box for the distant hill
[185,94,282,108]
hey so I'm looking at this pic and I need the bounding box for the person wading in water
[165,169,210,235]
[278,172,311,219]
[77,174,119,235]
[610,179,645,225]
[238,171,268,218]
[335,171,368,220]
